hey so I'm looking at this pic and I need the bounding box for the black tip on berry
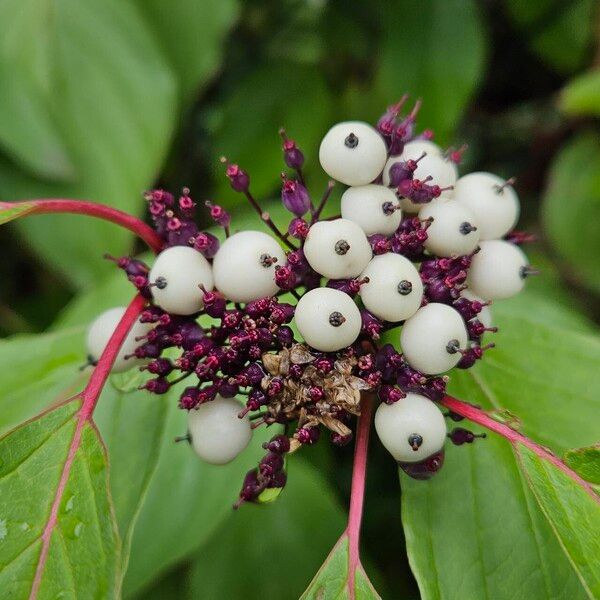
[344,133,359,148]
[520,265,539,279]
[153,276,167,290]
[174,433,191,444]
[397,280,413,295]
[408,433,423,451]
[329,311,346,327]
[459,221,477,235]
[446,339,461,354]
[335,239,350,255]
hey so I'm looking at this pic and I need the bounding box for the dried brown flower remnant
[260,344,372,451]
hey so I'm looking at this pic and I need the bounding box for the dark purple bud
[145,358,173,376]
[218,380,239,398]
[267,470,288,489]
[179,386,200,409]
[288,217,309,239]
[205,201,231,228]
[246,297,273,318]
[280,130,305,169]
[277,326,294,347]
[296,426,320,445]
[234,469,264,508]
[267,377,284,397]
[141,377,170,395]
[368,234,392,255]
[194,231,220,258]
[281,176,311,217]
[361,310,383,340]
[314,356,334,373]
[201,287,227,318]
[448,427,486,445]
[378,384,406,404]
[331,432,353,447]
[263,434,291,454]
[259,452,284,477]
[286,248,310,274]
[274,265,296,291]
[238,363,265,387]
[223,160,250,192]
[177,321,205,350]
[467,319,497,341]
[270,303,295,324]
[399,450,445,480]
[377,96,407,138]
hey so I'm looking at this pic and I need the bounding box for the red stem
[29,294,146,599]
[346,392,375,597]
[441,395,600,503]
[0,199,163,253]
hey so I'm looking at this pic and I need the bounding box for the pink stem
[441,395,599,503]
[346,392,375,597]
[0,199,163,253]
[29,294,146,599]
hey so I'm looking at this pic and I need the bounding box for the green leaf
[93,385,169,571]
[560,70,600,117]
[453,290,600,454]
[0,64,74,181]
[399,288,600,599]
[138,0,239,106]
[0,0,177,288]
[401,435,589,600]
[375,0,487,144]
[0,400,121,598]
[300,535,381,600]
[0,202,37,225]
[564,445,600,485]
[187,459,346,600]
[505,0,595,74]
[516,443,600,597]
[123,397,276,597]
[0,327,86,435]
[543,133,600,295]
[208,64,334,202]
[0,316,168,577]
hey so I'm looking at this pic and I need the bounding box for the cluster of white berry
[85,110,533,484]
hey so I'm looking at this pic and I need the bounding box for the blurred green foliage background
[0,0,599,597]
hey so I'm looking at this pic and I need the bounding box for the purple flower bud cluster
[144,188,221,257]
[106,95,536,497]
[235,433,289,508]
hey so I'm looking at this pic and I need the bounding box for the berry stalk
[346,392,375,596]
[441,395,600,502]
[0,200,163,253]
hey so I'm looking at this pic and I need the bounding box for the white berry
[453,172,519,240]
[304,218,372,280]
[212,231,286,303]
[359,253,423,322]
[419,200,480,257]
[187,396,252,465]
[462,290,493,329]
[400,303,468,374]
[375,393,447,463]
[294,287,361,352]
[340,184,402,236]
[467,240,528,300]
[86,307,152,372]
[149,246,213,315]
[384,140,457,213]
[319,121,387,186]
